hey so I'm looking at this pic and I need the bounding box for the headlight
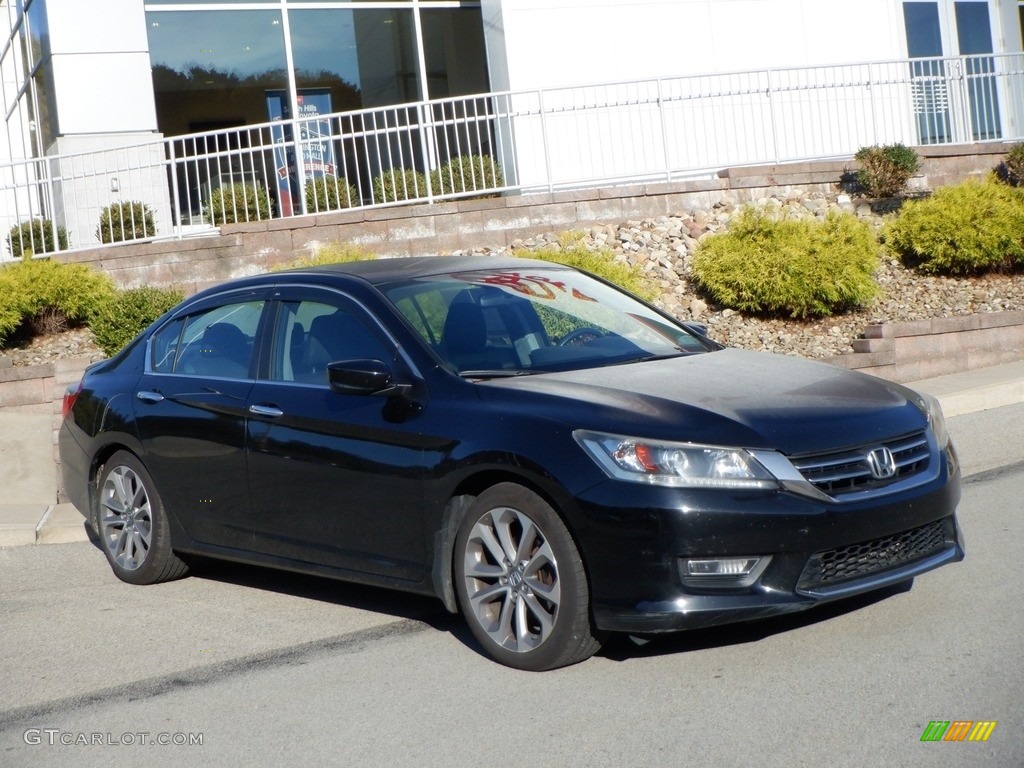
[574,430,779,489]
[913,391,949,448]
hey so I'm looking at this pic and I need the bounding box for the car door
[133,290,270,549]
[243,287,431,581]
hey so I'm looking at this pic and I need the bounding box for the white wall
[483,0,918,188]
[489,0,905,92]
[46,0,156,136]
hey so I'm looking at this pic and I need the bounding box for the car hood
[480,348,928,456]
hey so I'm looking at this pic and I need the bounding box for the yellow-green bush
[431,154,504,197]
[372,169,427,204]
[272,242,378,271]
[517,235,659,302]
[89,286,185,356]
[882,178,1024,274]
[0,258,115,345]
[692,209,879,318]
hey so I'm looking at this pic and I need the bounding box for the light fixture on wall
[110,177,119,193]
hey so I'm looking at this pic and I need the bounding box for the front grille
[797,519,947,592]
[791,431,930,497]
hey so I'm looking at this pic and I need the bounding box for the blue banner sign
[266,89,336,216]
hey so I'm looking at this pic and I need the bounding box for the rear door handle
[136,391,165,403]
[249,404,284,418]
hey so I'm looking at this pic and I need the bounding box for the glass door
[954,1,1000,140]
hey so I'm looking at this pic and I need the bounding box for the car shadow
[82,528,915,666]
[185,556,454,625]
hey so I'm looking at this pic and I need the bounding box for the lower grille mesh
[797,520,947,591]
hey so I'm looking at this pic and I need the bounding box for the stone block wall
[828,312,1024,383]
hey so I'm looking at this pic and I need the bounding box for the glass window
[420,7,489,100]
[154,301,264,378]
[24,0,47,69]
[31,64,55,150]
[288,9,363,112]
[903,2,943,57]
[352,9,420,107]
[270,300,390,384]
[147,9,287,136]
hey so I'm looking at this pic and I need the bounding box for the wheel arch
[430,467,589,615]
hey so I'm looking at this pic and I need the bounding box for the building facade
[1,0,1023,252]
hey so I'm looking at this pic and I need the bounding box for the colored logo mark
[920,721,997,742]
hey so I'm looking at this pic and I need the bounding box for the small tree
[998,142,1024,187]
[304,175,359,213]
[853,144,921,198]
[431,154,504,197]
[97,201,156,243]
[371,168,427,204]
[6,219,69,258]
[205,183,273,225]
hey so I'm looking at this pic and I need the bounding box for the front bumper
[574,453,964,634]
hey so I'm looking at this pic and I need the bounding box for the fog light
[681,556,771,588]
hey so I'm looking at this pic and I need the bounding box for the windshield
[384,266,712,375]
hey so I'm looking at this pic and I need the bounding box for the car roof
[277,255,570,286]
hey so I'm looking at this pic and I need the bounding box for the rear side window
[150,301,264,378]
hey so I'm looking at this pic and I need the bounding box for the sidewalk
[3,359,1024,548]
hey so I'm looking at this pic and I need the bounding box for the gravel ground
[3,192,1023,367]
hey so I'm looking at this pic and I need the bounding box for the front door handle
[249,404,284,418]
[136,391,165,403]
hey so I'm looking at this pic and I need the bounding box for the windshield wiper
[459,369,538,379]
[613,350,691,365]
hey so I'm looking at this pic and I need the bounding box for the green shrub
[89,286,184,356]
[431,154,504,197]
[371,168,427,204]
[853,144,920,198]
[517,237,659,302]
[0,258,115,345]
[882,177,1024,274]
[205,183,273,225]
[96,200,156,243]
[6,219,69,258]
[304,175,359,213]
[271,242,378,271]
[692,208,879,318]
[998,142,1024,187]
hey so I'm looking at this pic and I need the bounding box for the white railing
[1,52,1022,259]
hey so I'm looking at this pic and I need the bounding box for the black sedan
[59,256,964,670]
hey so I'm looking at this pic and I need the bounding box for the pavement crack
[0,617,430,730]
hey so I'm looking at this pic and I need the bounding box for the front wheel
[96,451,188,585]
[454,483,603,670]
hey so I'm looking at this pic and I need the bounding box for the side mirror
[327,359,411,398]
[682,322,709,337]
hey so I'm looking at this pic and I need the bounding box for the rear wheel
[96,451,188,585]
[454,483,602,670]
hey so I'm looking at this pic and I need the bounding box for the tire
[95,451,189,585]
[454,483,603,671]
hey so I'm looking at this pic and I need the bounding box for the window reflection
[147,9,287,135]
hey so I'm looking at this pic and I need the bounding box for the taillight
[62,381,82,420]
